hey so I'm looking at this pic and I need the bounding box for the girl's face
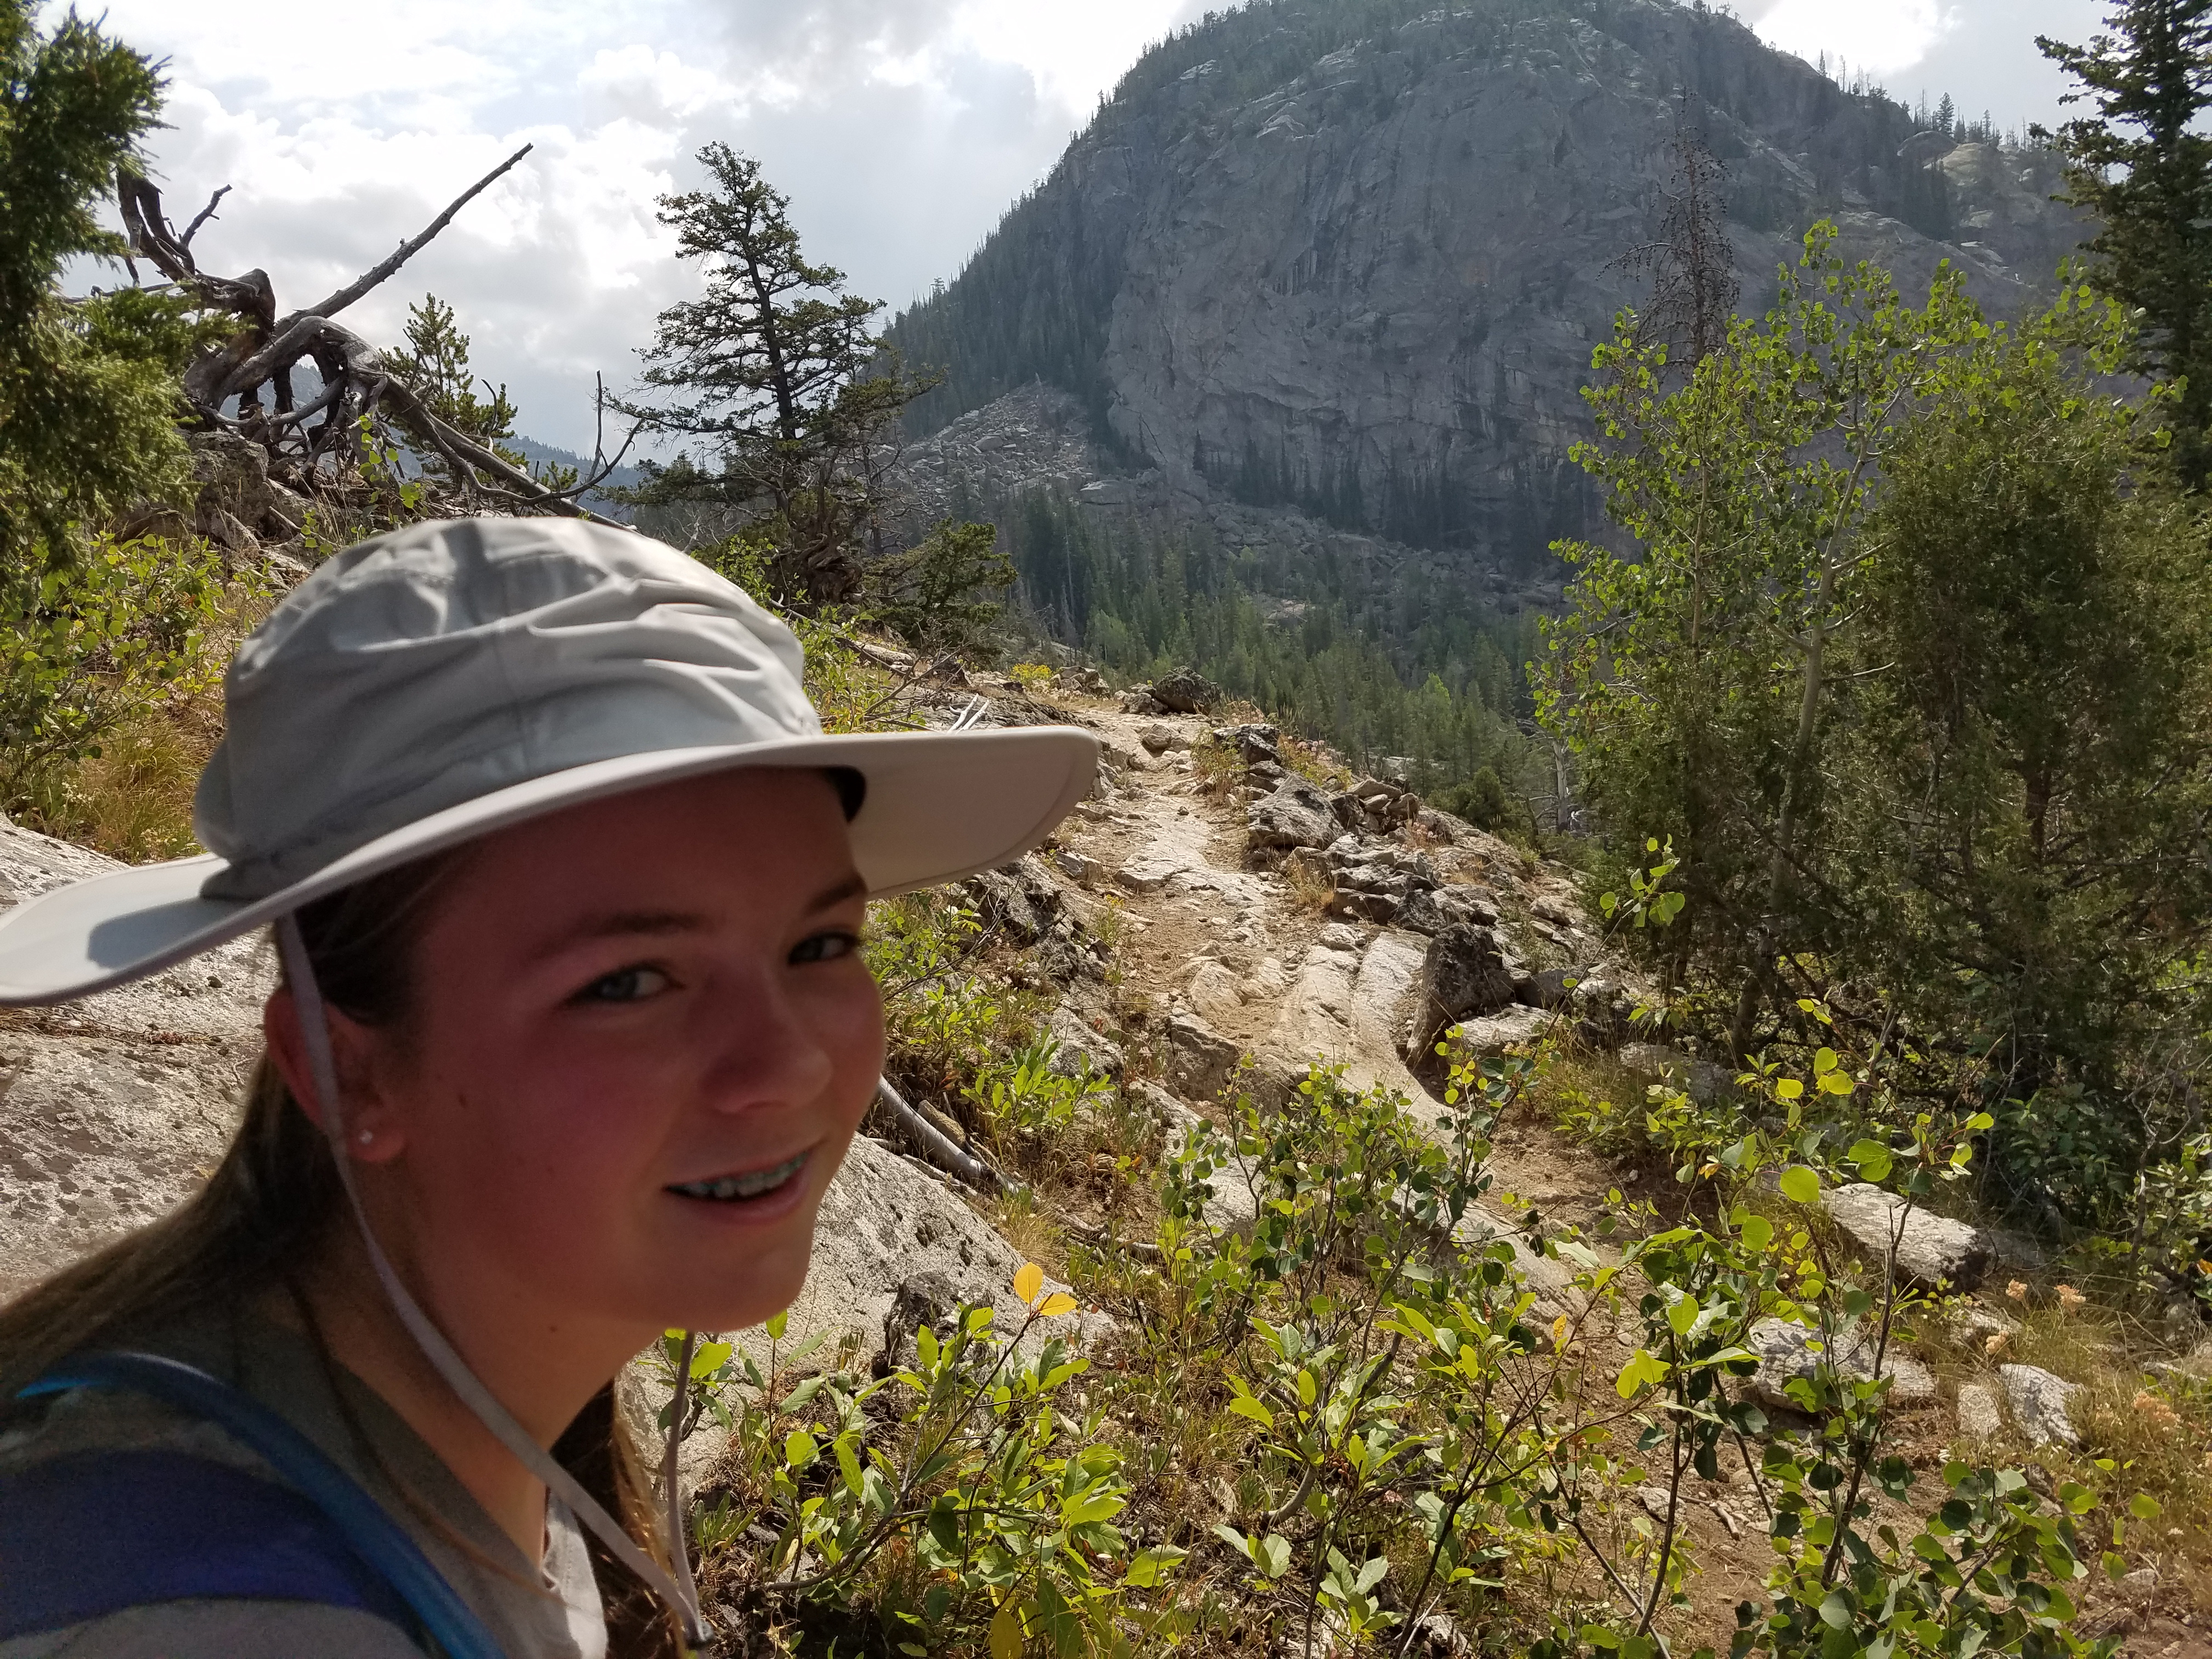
[344,768,884,1341]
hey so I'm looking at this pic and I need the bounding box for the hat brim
[0,724,1099,1006]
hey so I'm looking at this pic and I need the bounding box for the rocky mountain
[886,0,2085,573]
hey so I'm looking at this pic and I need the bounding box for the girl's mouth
[667,1151,810,1203]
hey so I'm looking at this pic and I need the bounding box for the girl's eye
[791,931,860,966]
[573,965,672,1005]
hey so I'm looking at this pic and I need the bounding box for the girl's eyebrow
[528,875,867,963]
[529,910,707,962]
[809,873,868,911]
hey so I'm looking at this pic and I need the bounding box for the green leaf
[1228,1395,1276,1430]
[2129,1493,2163,1520]
[1256,1533,1292,1579]
[764,1310,788,1341]
[1819,1591,1854,1630]
[1617,1348,1671,1397]
[1779,1166,1822,1205]
[1122,1546,1188,1588]
[1668,1295,1702,1337]
[1849,1139,1893,1182]
[834,1434,865,1497]
[989,1601,1023,1659]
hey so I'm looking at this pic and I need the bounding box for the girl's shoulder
[0,1600,426,1659]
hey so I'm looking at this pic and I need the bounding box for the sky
[55,0,2107,454]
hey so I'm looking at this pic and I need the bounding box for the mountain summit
[888,0,2083,569]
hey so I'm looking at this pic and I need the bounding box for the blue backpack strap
[11,1351,507,1659]
[0,1448,417,1634]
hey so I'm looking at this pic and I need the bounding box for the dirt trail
[1040,694,1618,1229]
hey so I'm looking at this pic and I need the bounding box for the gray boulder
[1999,1364,2082,1447]
[1955,1380,2004,1438]
[1393,884,1498,936]
[1165,1012,1243,1102]
[959,854,1065,946]
[1209,723,1281,765]
[1138,724,1184,755]
[1325,840,1440,924]
[0,820,275,1303]
[1245,777,1340,852]
[1150,668,1222,714]
[1416,923,1519,1032]
[1746,1317,1937,1412]
[1047,1007,1123,1077]
[1824,1183,1994,1292]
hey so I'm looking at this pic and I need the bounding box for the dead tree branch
[288,144,533,325]
[115,148,625,529]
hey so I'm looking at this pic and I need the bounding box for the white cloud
[42,0,1191,452]
[1750,0,1958,77]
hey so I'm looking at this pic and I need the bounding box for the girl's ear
[263,985,407,1164]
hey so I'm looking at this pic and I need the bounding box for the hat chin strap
[276,915,708,1645]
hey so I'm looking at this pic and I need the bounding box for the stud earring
[356,1127,375,1146]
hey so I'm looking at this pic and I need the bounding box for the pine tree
[392,293,526,483]
[615,143,933,605]
[2039,1,2212,483]
[0,0,185,567]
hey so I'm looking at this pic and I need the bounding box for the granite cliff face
[888,0,2084,569]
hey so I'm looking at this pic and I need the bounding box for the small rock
[1317,922,1365,951]
[1047,1007,1122,1077]
[1187,961,1246,1025]
[1955,1380,2004,1438]
[1523,964,1592,1011]
[1428,1003,1552,1062]
[1165,1012,1244,1103]
[1115,856,1177,895]
[1414,808,1465,843]
[1138,724,1184,755]
[1746,1317,1937,1412]
[1824,1183,1994,1292]
[1150,668,1222,714]
[1999,1363,2081,1447]
[1531,895,1578,928]
[1053,848,1103,886]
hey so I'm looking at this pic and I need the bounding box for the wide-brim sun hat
[0,516,1101,1005]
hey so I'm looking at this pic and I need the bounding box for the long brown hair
[0,855,682,1655]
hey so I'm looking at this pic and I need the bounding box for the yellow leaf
[990,1601,1024,1659]
[1037,1293,1080,1318]
[1013,1262,1043,1305]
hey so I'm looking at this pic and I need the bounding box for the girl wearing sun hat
[0,516,1097,1656]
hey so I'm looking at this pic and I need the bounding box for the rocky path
[1038,691,1628,1233]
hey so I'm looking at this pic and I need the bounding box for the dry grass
[1282,851,1335,913]
[20,708,213,861]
